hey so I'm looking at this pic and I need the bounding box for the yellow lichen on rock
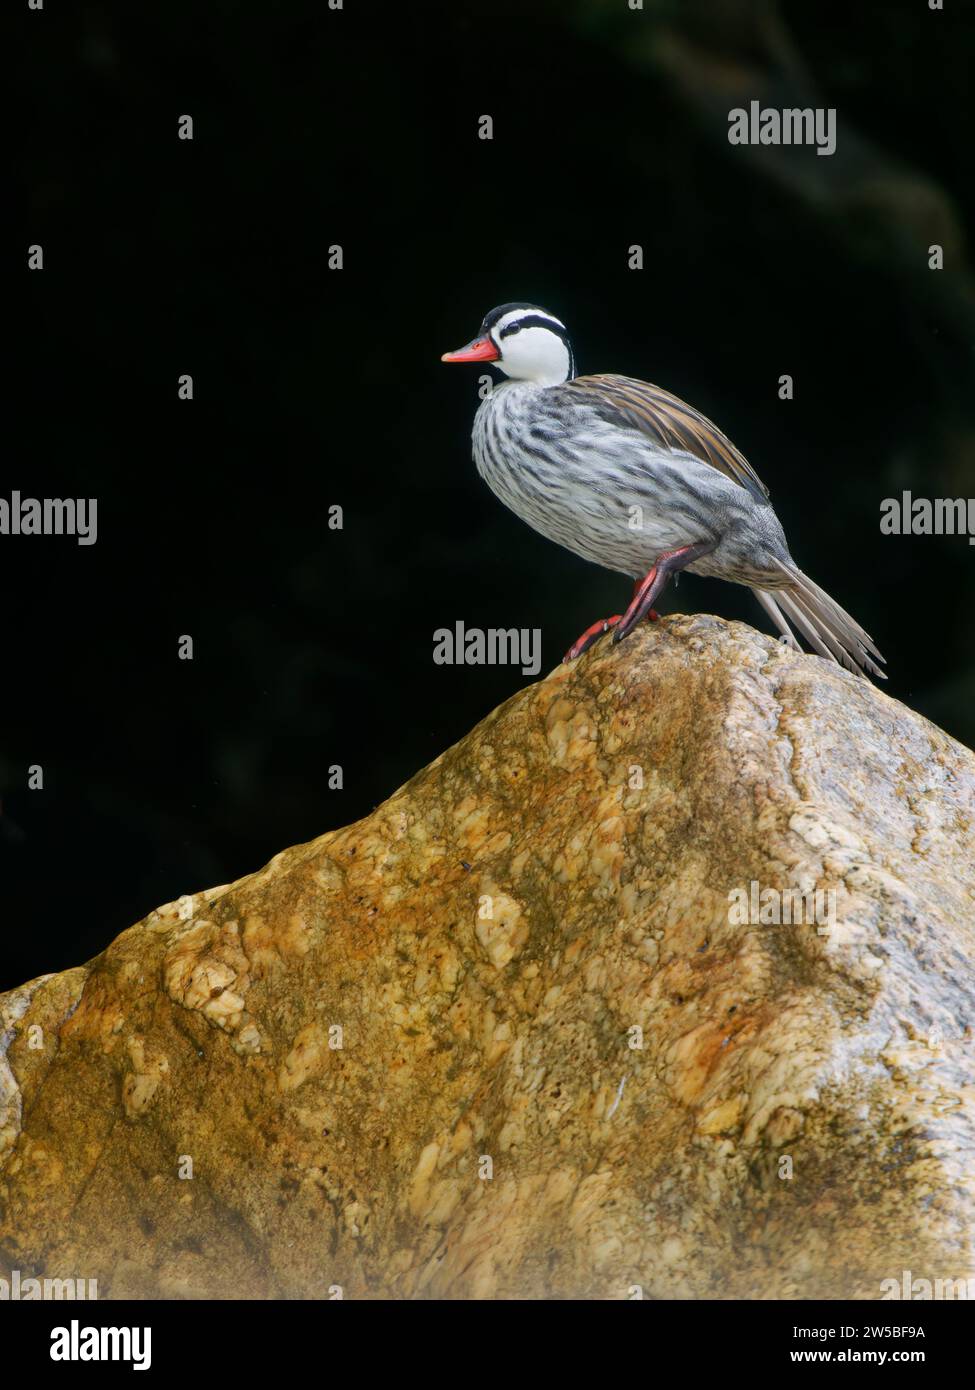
[0,614,974,1299]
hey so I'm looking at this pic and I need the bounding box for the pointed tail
[753,566,886,680]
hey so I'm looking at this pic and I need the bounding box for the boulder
[2,614,974,1299]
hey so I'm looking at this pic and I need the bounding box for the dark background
[7,0,974,992]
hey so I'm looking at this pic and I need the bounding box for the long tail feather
[753,590,801,652]
[753,566,886,680]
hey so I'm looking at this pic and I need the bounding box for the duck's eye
[500,323,522,339]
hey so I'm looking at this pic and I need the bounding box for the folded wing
[566,373,770,506]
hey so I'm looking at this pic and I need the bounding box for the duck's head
[441,303,575,385]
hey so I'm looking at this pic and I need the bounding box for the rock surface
[2,614,974,1299]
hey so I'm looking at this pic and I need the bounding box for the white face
[490,309,573,385]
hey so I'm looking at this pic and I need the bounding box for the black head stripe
[499,314,567,340]
[480,302,568,336]
[480,302,546,333]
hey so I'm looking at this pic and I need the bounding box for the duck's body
[473,374,791,587]
[443,303,884,678]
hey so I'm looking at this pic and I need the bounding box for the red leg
[614,541,717,643]
[563,580,661,662]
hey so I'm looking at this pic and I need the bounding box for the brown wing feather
[567,373,770,504]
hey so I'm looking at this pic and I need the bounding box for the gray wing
[565,374,771,506]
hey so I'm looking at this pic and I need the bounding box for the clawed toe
[566,604,663,659]
[564,615,622,661]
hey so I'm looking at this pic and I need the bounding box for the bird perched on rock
[442,302,884,678]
